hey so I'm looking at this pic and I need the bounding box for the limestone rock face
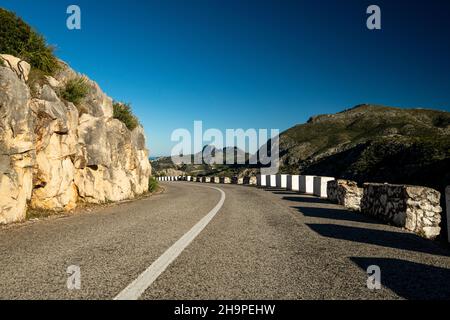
[0,55,151,224]
[0,54,31,81]
[29,85,79,211]
[0,66,35,223]
[55,62,113,119]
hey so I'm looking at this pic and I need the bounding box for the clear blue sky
[2,0,450,156]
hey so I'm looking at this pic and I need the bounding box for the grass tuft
[60,76,89,106]
[148,176,160,193]
[113,102,140,131]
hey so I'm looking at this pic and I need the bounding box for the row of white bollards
[158,174,334,198]
[157,176,450,242]
[256,174,335,198]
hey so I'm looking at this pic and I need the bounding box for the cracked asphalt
[1,182,449,300]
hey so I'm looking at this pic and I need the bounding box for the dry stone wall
[361,183,442,239]
[327,180,363,211]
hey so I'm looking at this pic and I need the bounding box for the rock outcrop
[0,56,151,224]
[0,64,34,224]
[361,183,442,239]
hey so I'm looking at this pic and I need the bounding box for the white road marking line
[114,185,226,300]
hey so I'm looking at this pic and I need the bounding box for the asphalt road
[1,182,449,300]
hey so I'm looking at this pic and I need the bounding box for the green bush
[113,102,140,131]
[0,8,59,75]
[148,176,159,193]
[60,77,89,105]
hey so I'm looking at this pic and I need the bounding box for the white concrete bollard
[269,175,277,188]
[446,186,450,243]
[187,176,192,182]
[276,174,288,189]
[214,177,220,184]
[299,175,315,194]
[204,177,211,183]
[257,175,267,187]
[287,175,300,191]
[313,176,335,198]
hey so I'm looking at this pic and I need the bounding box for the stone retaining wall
[327,180,363,211]
[361,183,442,239]
[446,186,450,243]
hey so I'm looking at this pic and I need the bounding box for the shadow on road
[272,191,298,195]
[307,223,450,257]
[282,195,330,205]
[350,257,450,300]
[295,206,381,225]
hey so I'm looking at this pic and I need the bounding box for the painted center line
[114,185,226,300]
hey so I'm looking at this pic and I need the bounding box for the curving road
[0,182,450,300]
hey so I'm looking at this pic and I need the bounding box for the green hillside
[279,104,450,193]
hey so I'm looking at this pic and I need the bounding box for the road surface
[0,182,449,300]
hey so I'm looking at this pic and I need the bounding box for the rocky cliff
[0,55,151,224]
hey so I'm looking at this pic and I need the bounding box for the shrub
[0,8,59,75]
[433,114,450,128]
[148,176,159,193]
[113,102,140,131]
[60,77,89,105]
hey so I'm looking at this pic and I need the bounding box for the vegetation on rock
[60,76,89,106]
[148,176,159,193]
[113,102,140,131]
[0,8,59,75]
